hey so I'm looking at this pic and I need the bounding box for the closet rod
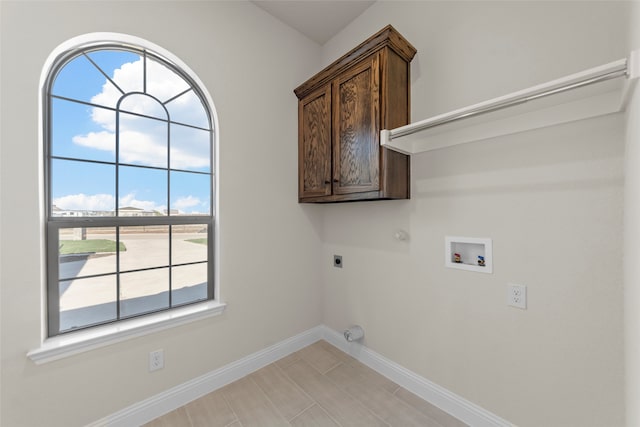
[391,62,628,139]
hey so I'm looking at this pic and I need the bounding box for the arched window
[44,37,216,337]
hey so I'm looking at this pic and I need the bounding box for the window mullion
[46,223,61,336]
[83,53,125,95]
[143,51,147,94]
[167,117,172,308]
[169,225,173,308]
[208,224,215,301]
[116,226,121,320]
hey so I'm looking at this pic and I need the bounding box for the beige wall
[626,2,640,426]
[321,2,627,426]
[0,1,633,427]
[0,2,324,426]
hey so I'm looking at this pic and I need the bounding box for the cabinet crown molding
[294,25,417,99]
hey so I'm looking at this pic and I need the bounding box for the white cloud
[72,131,114,152]
[119,130,167,167]
[74,57,209,170]
[145,58,189,102]
[53,192,168,213]
[54,193,115,211]
[173,196,203,212]
[72,129,169,168]
[170,146,209,170]
[112,61,144,94]
[119,193,165,212]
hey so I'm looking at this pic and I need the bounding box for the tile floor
[145,340,468,427]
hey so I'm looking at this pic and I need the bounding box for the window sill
[27,300,226,365]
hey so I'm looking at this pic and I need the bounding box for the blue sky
[51,50,212,215]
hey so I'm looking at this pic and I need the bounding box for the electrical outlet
[149,349,164,372]
[508,284,527,309]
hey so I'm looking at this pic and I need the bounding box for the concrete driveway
[58,231,208,331]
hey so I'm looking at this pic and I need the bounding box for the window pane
[86,50,143,94]
[51,98,115,163]
[51,99,116,162]
[58,227,118,279]
[172,224,208,265]
[166,90,209,129]
[120,269,169,317]
[172,263,207,306]
[118,166,167,216]
[170,123,211,172]
[170,171,211,215]
[120,93,167,120]
[52,54,119,106]
[118,111,168,168]
[51,159,115,216]
[146,57,189,103]
[59,274,117,332]
[119,225,169,272]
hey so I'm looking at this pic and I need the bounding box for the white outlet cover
[508,284,527,309]
[149,349,164,372]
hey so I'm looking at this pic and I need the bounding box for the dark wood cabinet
[295,25,416,203]
[299,86,332,199]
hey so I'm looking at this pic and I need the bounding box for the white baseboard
[320,326,513,427]
[87,326,324,427]
[88,324,512,427]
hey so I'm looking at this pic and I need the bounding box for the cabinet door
[332,55,380,195]
[299,85,332,199]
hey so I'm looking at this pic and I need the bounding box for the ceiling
[251,1,376,45]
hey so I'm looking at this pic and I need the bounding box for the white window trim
[31,32,221,363]
[28,301,226,364]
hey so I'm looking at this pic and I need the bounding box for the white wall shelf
[445,236,493,274]
[381,50,640,155]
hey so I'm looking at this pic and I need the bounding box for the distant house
[118,206,157,217]
[52,205,159,217]
[52,204,115,217]
[52,204,86,217]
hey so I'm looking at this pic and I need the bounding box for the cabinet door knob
[333,179,339,183]
[324,180,331,184]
